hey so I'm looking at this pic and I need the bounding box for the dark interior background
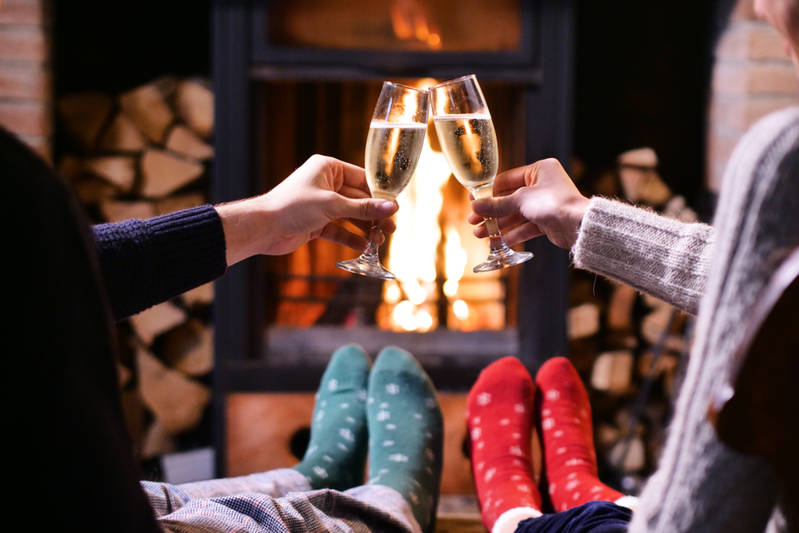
[53,0,736,210]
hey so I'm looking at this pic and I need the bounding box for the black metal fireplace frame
[211,0,573,475]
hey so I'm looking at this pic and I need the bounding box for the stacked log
[56,77,215,464]
[566,147,697,492]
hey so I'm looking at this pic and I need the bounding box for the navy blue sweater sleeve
[92,205,227,320]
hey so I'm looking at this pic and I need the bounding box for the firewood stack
[567,147,697,492]
[55,77,216,464]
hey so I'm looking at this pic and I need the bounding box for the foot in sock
[467,356,543,533]
[365,346,443,533]
[293,344,370,491]
[535,357,628,512]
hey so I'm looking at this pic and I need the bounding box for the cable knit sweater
[573,106,799,533]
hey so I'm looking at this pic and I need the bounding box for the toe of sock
[373,346,427,376]
[325,344,371,381]
[534,356,574,385]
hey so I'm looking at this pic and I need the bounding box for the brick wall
[0,0,51,161]
[707,0,799,192]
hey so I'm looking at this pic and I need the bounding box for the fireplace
[211,0,574,476]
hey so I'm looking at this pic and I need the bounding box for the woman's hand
[468,158,590,250]
[216,155,398,266]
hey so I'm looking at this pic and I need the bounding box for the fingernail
[378,201,395,215]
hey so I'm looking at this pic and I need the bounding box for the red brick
[716,22,789,61]
[0,26,48,61]
[0,100,51,136]
[710,94,799,131]
[713,60,799,95]
[0,0,45,25]
[0,61,49,98]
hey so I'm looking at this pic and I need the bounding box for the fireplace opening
[257,79,528,367]
[214,0,572,394]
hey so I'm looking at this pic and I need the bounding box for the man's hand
[468,158,590,250]
[216,155,398,266]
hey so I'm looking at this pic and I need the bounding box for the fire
[378,79,504,333]
[389,0,442,51]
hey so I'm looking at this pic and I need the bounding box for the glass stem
[484,217,508,252]
[361,219,384,260]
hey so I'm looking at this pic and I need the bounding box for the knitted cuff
[144,205,227,299]
[572,197,711,315]
[492,507,543,533]
[614,495,639,511]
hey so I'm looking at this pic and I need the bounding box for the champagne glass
[429,74,533,273]
[336,82,429,280]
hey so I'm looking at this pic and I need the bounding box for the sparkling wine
[433,113,498,192]
[365,121,427,200]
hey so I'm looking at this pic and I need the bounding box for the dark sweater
[94,205,227,320]
[2,127,164,531]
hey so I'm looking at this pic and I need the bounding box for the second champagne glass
[336,82,429,280]
[429,74,533,272]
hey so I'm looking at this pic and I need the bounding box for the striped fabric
[141,468,423,533]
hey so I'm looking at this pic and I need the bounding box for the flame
[389,0,442,50]
[381,79,449,332]
[443,226,467,297]
[379,79,503,333]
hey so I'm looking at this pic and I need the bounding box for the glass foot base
[473,248,533,273]
[337,257,396,280]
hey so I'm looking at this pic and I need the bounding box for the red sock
[467,357,542,531]
[535,357,624,511]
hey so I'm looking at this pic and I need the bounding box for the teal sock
[366,346,443,533]
[293,344,370,491]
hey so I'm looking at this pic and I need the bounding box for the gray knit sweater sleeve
[628,107,799,533]
[573,197,714,315]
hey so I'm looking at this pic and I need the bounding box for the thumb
[333,197,398,221]
[471,194,520,219]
